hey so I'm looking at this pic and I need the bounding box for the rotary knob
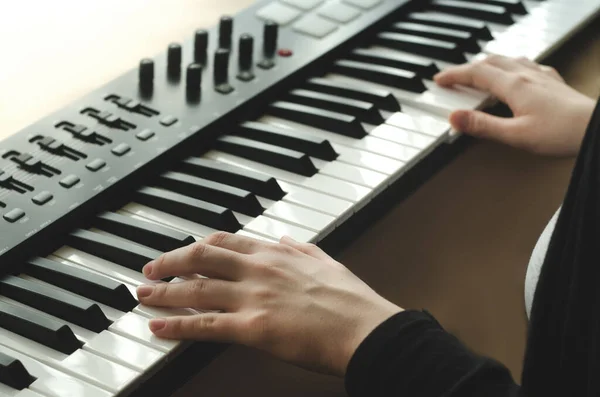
[138,58,154,96]
[186,63,202,102]
[214,48,233,94]
[167,43,182,79]
[237,34,255,81]
[194,29,208,65]
[219,16,233,49]
[258,20,278,69]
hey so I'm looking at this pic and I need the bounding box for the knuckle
[245,311,270,341]
[483,54,503,65]
[277,243,298,256]
[188,242,208,261]
[252,285,277,302]
[189,278,209,296]
[150,284,167,300]
[203,231,231,247]
[196,314,218,331]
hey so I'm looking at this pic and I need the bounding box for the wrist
[570,97,596,156]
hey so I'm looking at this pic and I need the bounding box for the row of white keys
[0,343,110,397]
[0,325,136,394]
[0,294,163,374]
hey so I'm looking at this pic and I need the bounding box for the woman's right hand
[434,55,595,157]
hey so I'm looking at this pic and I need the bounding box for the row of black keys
[327,0,542,90]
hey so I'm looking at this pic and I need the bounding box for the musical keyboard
[0,0,599,395]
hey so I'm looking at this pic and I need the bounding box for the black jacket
[345,98,600,397]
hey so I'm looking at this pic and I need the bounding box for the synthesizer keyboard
[0,0,599,396]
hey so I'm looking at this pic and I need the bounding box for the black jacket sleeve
[344,310,522,397]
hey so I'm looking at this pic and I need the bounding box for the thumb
[450,109,516,142]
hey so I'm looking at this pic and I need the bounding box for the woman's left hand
[136,232,402,377]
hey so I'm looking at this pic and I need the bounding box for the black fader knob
[258,20,278,70]
[194,29,208,65]
[186,63,202,102]
[167,43,182,79]
[219,16,233,49]
[237,34,254,82]
[138,58,154,96]
[214,48,233,94]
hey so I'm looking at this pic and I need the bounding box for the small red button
[278,49,293,57]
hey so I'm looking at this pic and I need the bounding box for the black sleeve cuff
[344,310,517,397]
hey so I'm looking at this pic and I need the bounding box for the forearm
[344,310,522,397]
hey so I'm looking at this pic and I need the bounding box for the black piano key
[304,77,401,112]
[95,211,195,252]
[156,171,264,217]
[216,135,318,177]
[267,101,367,138]
[407,12,494,40]
[348,48,440,79]
[375,32,467,63]
[429,0,514,25]
[285,89,384,124]
[455,0,527,15]
[389,22,480,53]
[0,300,82,354]
[0,351,35,389]
[0,276,110,333]
[68,229,163,273]
[236,121,338,161]
[178,157,286,200]
[24,257,137,312]
[135,186,241,232]
[332,59,427,93]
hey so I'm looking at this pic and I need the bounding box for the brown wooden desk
[1,2,599,396]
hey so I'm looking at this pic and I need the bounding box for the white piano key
[0,385,16,397]
[384,111,450,138]
[276,180,354,219]
[316,161,388,192]
[0,344,111,397]
[52,247,147,286]
[13,391,45,397]
[244,216,318,243]
[84,331,164,373]
[204,150,372,203]
[235,229,279,242]
[260,116,420,163]
[109,312,180,354]
[119,203,216,239]
[263,201,337,233]
[133,303,199,320]
[367,123,437,149]
[0,329,137,394]
[232,211,254,226]
[331,144,406,176]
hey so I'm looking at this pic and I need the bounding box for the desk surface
[1,1,599,396]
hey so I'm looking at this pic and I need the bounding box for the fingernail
[142,262,153,278]
[136,285,155,298]
[149,318,166,332]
